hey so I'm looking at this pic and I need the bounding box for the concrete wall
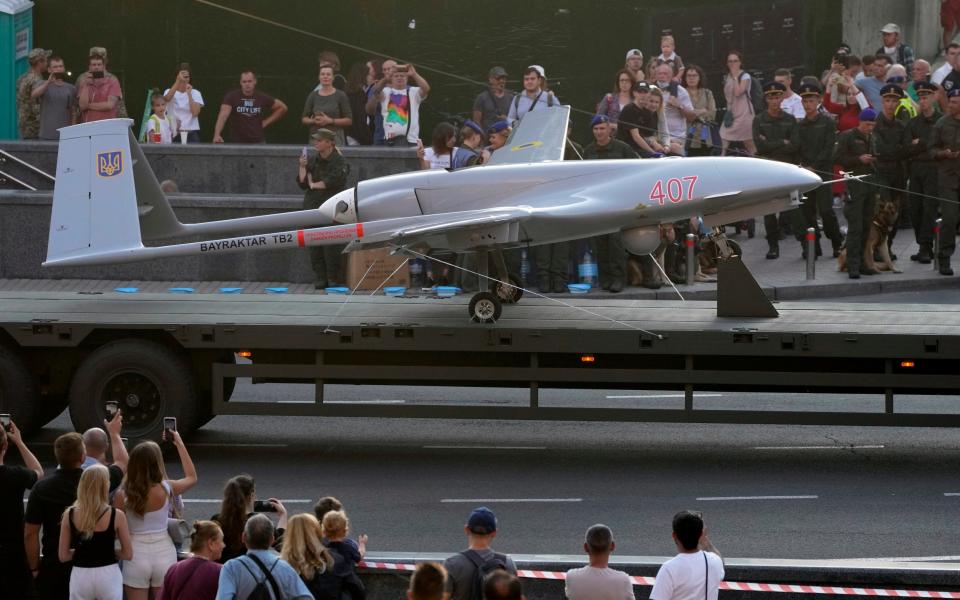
[1,191,323,281]
[0,141,420,194]
[842,0,941,60]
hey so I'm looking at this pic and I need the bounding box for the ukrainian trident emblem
[97,151,123,178]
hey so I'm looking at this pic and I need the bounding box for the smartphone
[163,417,177,432]
[0,414,11,431]
[52,72,65,80]
[253,500,277,513]
[300,146,308,159]
[92,71,104,79]
[106,401,119,418]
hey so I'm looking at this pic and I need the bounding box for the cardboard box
[347,247,411,290]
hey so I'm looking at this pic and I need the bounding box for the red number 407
[649,175,698,206]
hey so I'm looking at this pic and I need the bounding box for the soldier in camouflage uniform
[929,88,960,276]
[15,48,50,139]
[833,108,879,278]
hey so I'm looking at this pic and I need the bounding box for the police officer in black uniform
[930,88,960,276]
[792,81,842,258]
[752,81,800,259]
[873,83,910,256]
[905,81,941,263]
[833,109,879,278]
[297,128,351,288]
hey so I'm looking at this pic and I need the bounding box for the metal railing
[0,149,55,190]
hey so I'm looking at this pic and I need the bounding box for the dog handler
[834,108,879,278]
[930,88,960,276]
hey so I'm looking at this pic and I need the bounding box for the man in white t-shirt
[373,63,430,146]
[774,69,805,119]
[933,43,960,86]
[653,63,696,153]
[565,524,633,600]
[163,66,204,142]
[650,511,724,600]
[507,65,559,123]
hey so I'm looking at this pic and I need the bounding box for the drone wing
[485,105,570,166]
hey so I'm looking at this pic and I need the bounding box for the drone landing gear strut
[468,249,520,323]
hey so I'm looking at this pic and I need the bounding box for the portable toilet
[0,0,35,139]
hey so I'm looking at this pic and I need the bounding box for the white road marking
[606,393,723,399]
[423,445,547,450]
[843,554,960,562]
[440,498,582,503]
[944,493,960,497]
[183,499,312,504]
[189,443,288,447]
[696,495,819,501]
[753,445,885,450]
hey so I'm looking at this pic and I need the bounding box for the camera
[52,72,66,80]
[253,500,277,512]
[92,71,104,79]
[106,401,119,418]
[0,414,11,432]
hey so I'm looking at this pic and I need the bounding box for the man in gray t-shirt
[472,66,515,132]
[31,56,76,140]
[443,507,517,600]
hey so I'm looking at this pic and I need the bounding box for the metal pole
[805,227,816,280]
[934,218,942,271]
[0,149,56,181]
[685,233,696,285]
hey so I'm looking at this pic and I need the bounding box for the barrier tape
[358,561,960,598]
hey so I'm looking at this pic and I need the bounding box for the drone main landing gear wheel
[469,291,502,323]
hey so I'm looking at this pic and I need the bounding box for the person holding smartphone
[0,417,43,599]
[78,51,121,123]
[80,408,129,493]
[113,430,197,600]
[30,55,77,140]
[649,511,724,600]
[211,474,288,564]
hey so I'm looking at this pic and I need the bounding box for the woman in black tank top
[58,465,133,600]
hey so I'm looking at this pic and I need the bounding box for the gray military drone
[44,108,821,322]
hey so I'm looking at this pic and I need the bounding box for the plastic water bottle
[520,249,530,285]
[410,259,424,288]
[579,248,597,285]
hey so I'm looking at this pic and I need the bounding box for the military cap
[310,128,336,142]
[948,88,960,99]
[27,48,51,64]
[880,84,905,99]
[762,81,787,96]
[798,82,823,97]
[914,81,939,96]
[591,114,610,127]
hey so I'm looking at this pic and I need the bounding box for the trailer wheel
[0,345,39,433]
[68,340,197,441]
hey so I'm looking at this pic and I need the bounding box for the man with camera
[30,55,77,140]
[78,51,121,123]
[0,417,43,599]
[80,408,128,491]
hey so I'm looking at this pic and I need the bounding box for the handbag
[722,110,734,128]
[167,518,190,546]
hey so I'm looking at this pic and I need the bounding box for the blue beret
[859,108,878,122]
[591,114,610,127]
[487,120,511,134]
[463,119,483,136]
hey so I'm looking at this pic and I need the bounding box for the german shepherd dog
[838,199,901,273]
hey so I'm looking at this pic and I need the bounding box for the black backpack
[462,550,508,600]
[238,553,283,600]
[741,71,766,114]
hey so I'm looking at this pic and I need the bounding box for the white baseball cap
[527,64,545,78]
[626,48,643,60]
[880,23,900,34]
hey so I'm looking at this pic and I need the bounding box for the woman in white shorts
[114,431,197,599]
[58,465,132,600]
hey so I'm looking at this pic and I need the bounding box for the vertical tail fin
[44,119,185,267]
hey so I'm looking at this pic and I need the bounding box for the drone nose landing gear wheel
[468,291,502,323]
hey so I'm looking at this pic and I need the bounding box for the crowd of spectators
[2,412,726,600]
[14,20,960,288]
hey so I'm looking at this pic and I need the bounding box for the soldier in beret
[753,81,799,259]
[833,109,879,278]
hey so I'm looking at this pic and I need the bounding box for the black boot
[766,243,779,260]
[940,259,954,276]
[911,246,933,264]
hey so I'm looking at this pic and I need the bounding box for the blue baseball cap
[591,114,610,127]
[487,120,511,134]
[463,119,483,136]
[858,108,877,122]
[467,507,498,534]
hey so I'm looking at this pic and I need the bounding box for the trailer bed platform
[2,291,960,434]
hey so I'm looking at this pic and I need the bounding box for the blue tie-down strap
[265,287,289,294]
[219,287,244,294]
[168,287,195,294]
[113,287,139,293]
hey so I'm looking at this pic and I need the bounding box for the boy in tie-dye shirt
[375,64,430,146]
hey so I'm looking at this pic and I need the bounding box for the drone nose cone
[795,166,823,192]
[317,188,357,224]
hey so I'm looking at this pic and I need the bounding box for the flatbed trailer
[2,290,960,440]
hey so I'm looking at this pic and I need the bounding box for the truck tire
[0,345,39,433]
[68,340,198,441]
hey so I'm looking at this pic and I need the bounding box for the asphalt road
[32,381,960,563]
